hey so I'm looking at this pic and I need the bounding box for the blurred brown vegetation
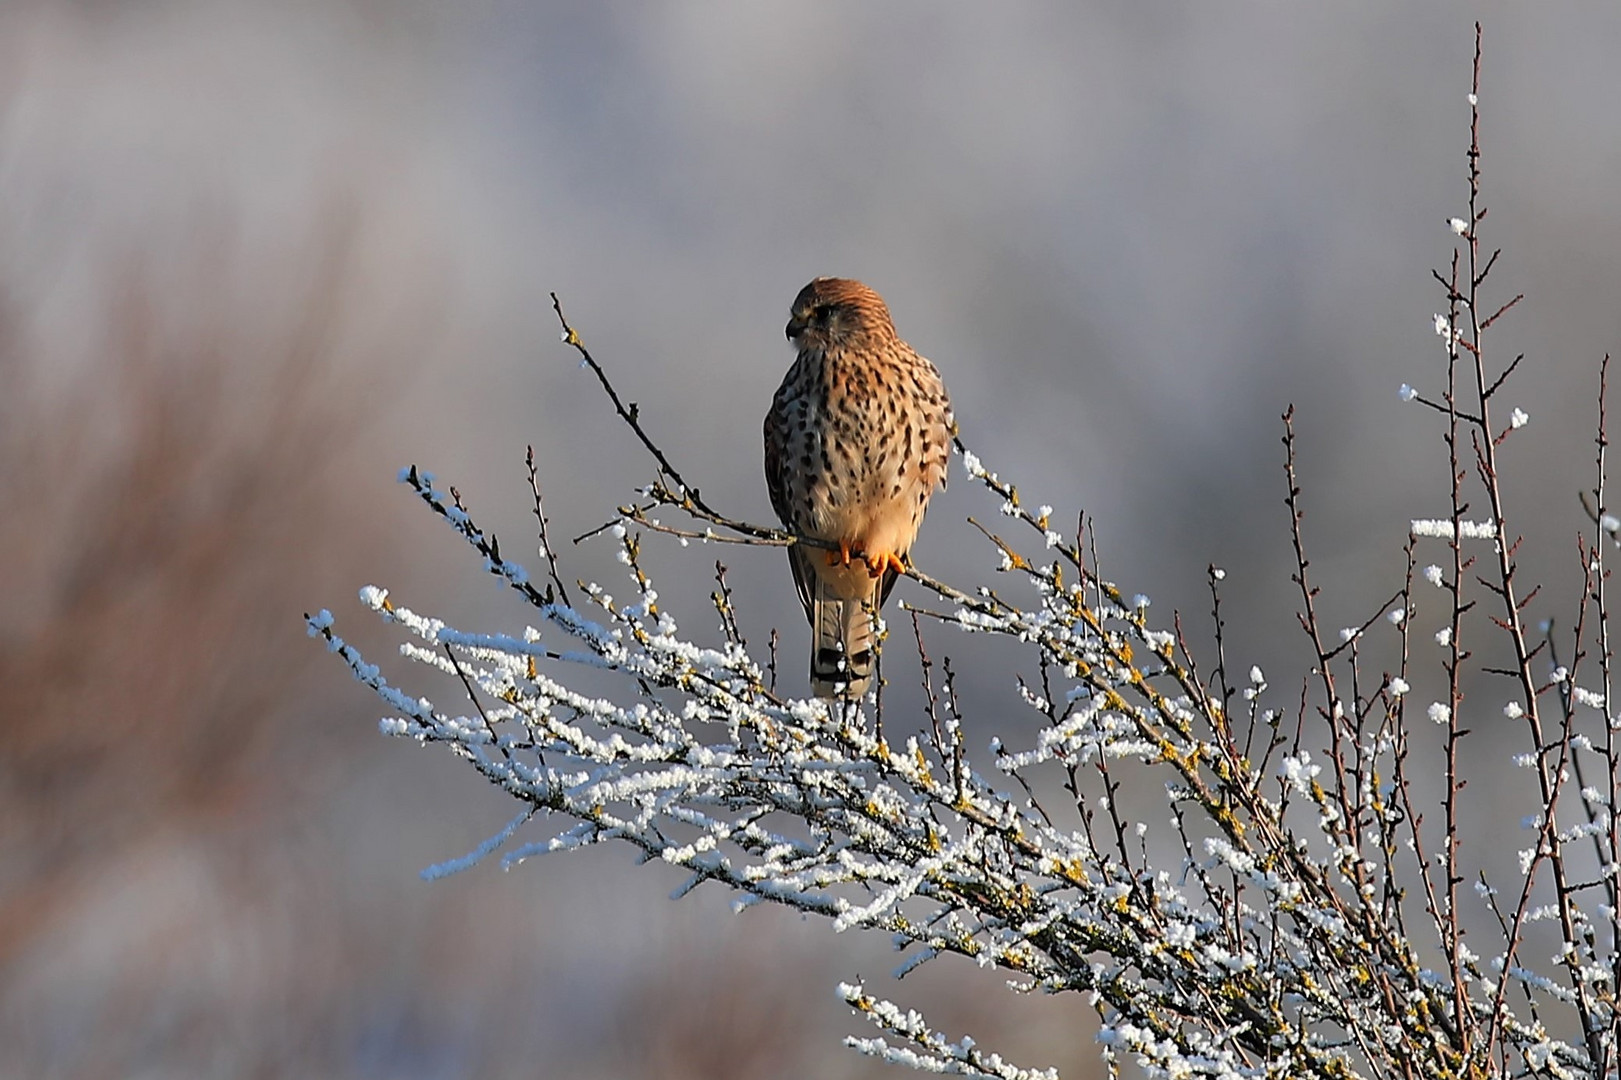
[0,213,445,1072]
[0,213,378,964]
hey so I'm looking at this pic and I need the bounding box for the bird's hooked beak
[785,313,807,341]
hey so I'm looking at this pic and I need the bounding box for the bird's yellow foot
[825,539,855,567]
[863,550,907,578]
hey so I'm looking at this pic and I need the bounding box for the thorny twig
[527,444,572,606]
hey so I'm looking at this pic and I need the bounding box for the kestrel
[764,278,954,699]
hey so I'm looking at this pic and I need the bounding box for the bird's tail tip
[810,643,874,701]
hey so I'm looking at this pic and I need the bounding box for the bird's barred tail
[809,579,879,700]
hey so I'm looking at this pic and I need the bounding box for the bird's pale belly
[804,468,920,600]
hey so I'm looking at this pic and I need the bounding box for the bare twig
[527,444,572,606]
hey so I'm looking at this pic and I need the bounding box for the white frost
[1279,750,1320,795]
[420,809,533,881]
[1410,518,1496,540]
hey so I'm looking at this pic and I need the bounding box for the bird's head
[785,277,896,353]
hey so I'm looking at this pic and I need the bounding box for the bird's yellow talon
[863,551,906,578]
[826,540,855,567]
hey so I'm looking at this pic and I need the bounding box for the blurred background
[3,2,1620,1076]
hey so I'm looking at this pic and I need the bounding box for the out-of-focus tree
[0,214,403,962]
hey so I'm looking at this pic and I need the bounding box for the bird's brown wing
[762,410,792,528]
[878,562,901,609]
[764,406,815,622]
[785,543,816,625]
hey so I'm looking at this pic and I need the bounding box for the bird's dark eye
[812,305,833,325]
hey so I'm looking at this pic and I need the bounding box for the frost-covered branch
[314,27,1619,1079]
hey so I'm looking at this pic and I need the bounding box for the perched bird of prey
[764,278,954,699]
